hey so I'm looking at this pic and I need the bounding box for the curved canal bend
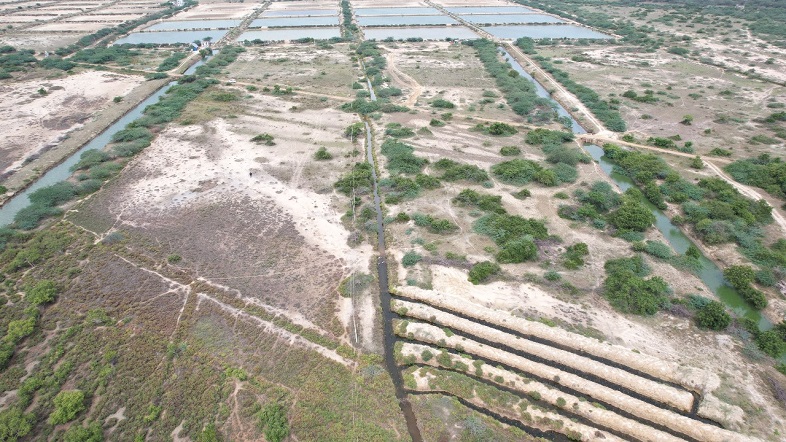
[498,46,776,332]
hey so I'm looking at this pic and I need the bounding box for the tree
[694,301,731,330]
[49,390,85,425]
[0,408,33,441]
[755,330,786,358]
[689,156,704,169]
[26,279,58,305]
[680,114,694,125]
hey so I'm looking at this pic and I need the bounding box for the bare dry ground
[0,70,143,177]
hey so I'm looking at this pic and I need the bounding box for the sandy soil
[26,21,112,31]
[64,14,143,21]
[402,320,760,442]
[0,32,82,50]
[168,2,259,20]
[0,70,142,177]
[402,343,676,442]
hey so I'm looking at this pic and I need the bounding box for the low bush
[695,301,731,330]
[468,261,501,284]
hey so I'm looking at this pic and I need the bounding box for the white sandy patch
[0,70,141,174]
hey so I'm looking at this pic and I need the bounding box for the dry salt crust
[0,32,81,50]
[25,21,112,32]
[168,3,259,20]
[64,14,143,21]
[0,15,51,23]
[0,71,141,176]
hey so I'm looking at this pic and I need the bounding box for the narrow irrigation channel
[0,58,207,227]
[363,121,423,441]
[498,46,775,332]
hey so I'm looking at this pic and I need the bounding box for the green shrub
[468,261,501,285]
[257,403,289,442]
[314,147,333,160]
[0,407,34,441]
[334,163,373,195]
[251,133,275,145]
[111,127,152,143]
[429,119,446,127]
[491,159,542,185]
[71,149,112,171]
[496,238,537,263]
[452,189,505,214]
[156,51,187,71]
[563,243,588,269]
[431,98,455,109]
[474,213,548,245]
[603,256,669,315]
[385,123,415,138]
[755,330,785,358]
[695,301,731,330]
[13,204,63,230]
[63,421,103,442]
[48,390,85,425]
[381,139,427,174]
[544,271,561,281]
[525,128,574,145]
[433,159,488,182]
[512,189,531,200]
[608,195,655,232]
[500,146,521,156]
[643,240,672,259]
[25,280,58,305]
[89,162,122,180]
[415,174,440,189]
[402,252,422,267]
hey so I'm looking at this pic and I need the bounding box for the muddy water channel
[498,47,773,331]
[363,121,423,441]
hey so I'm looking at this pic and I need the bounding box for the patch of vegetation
[723,265,767,310]
[156,51,188,72]
[603,255,670,315]
[314,147,333,161]
[385,123,415,138]
[468,261,501,284]
[334,162,373,195]
[433,159,489,183]
[472,122,518,136]
[725,154,786,199]
[412,213,458,234]
[452,189,505,214]
[381,139,427,174]
[500,146,521,156]
[431,98,455,109]
[562,243,588,269]
[251,133,275,145]
[695,301,731,330]
[466,39,554,122]
[524,40,626,132]
[402,252,423,267]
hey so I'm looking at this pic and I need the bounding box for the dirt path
[231,80,352,102]
[384,52,422,107]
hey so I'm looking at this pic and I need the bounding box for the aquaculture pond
[262,9,337,17]
[354,7,440,16]
[249,16,339,28]
[144,19,241,31]
[448,6,537,14]
[482,24,612,39]
[113,30,227,45]
[357,15,457,27]
[462,13,565,25]
[363,26,478,40]
[237,27,341,41]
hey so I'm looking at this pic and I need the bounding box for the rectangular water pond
[237,27,341,41]
[113,30,228,45]
[448,6,536,14]
[482,24,612,39]
[249,16,339,27]
[145,19,241,31]
[262,9,337,17]
[354,7,440,16]
[357,15,456,26]
[462,14,565,25]
[363,26,478,41]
